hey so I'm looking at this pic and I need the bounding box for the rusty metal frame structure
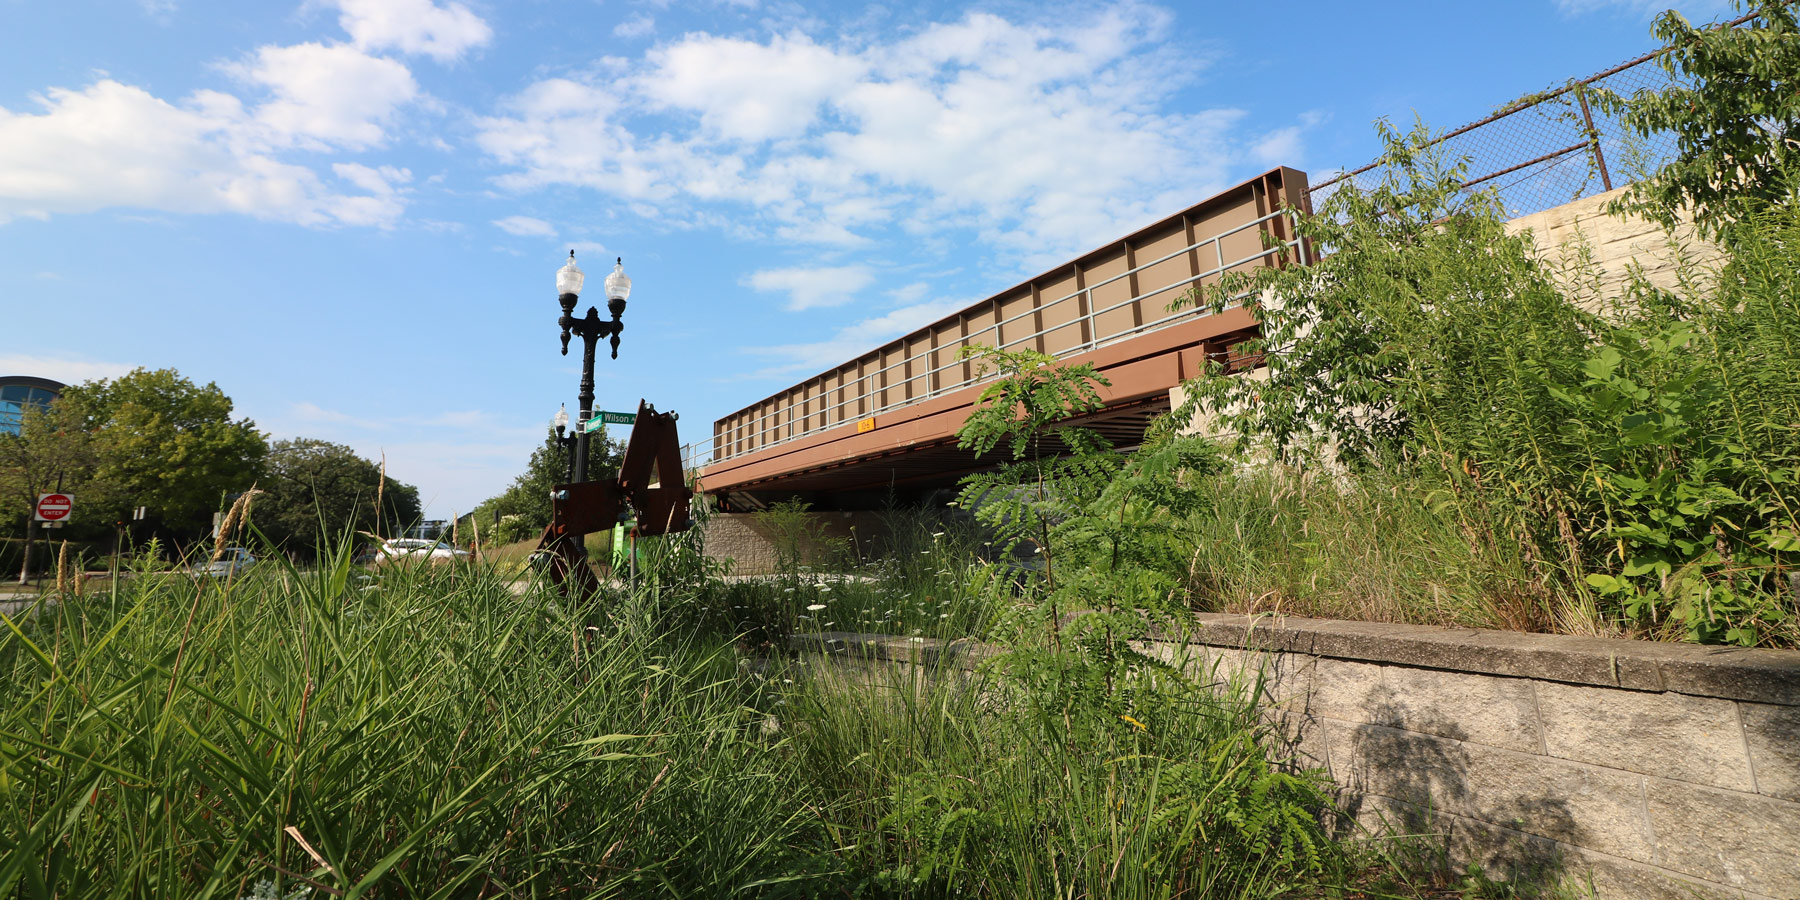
[699,168,1309,502]
[537,400,693,597]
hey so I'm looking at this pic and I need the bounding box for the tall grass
[781,644,1335,899]
[1184,465,1563,634]
[1,535,1436,898]
[0,550,827,897]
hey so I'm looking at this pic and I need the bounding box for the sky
[0,0,1735,519]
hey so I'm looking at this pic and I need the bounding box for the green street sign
[583,411,636,432]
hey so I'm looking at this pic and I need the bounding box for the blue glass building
[0,376,66,435]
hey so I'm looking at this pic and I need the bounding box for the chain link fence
[1306,12,1758,219]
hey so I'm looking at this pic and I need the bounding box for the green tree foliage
[0,400,100,580]
[258,438,423,558]
[955,346,1225,619]
[932,349,1330,896]
[1180,120,1599,472]
[1598,1,1800,237]
[956,345,1230,727]
[60,368,268,536]
[955,346,1116,578]
[0,401,98,528]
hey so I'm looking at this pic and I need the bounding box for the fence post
[1575,88,1614,193]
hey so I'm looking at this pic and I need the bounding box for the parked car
[375,538,471,567]
[191,547,256,577]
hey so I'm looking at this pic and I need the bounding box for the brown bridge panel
[701,307,1257,497]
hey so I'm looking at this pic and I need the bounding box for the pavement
[0,591,48,618]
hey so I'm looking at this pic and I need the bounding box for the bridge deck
[700,167,1309,507]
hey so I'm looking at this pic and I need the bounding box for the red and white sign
[34,492,73,522]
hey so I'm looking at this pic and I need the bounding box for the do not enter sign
[34,493,73,522]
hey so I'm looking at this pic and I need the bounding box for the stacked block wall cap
[1175,613,1800,705]
[790,615,1800,707]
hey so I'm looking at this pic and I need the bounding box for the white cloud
[1553,0,1730,17]
[634,33,867,142]
[225,42,419,150]
[745,265,874,311]
[289,401,508,432]
[0,353,137,385]
[613,13,656,40]
[744,298,967,376]
[0,79,408,226]
[328,162,410,226]
[494,214,556,237]
[476,4,1246,267]
[0,0,440,230]
[327,0,493,61]
[1251,126,1303,168]
[475,79,649,196]
[290,400,390,430]
[887,282,929,304]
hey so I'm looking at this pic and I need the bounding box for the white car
[376,538,471,567]
[192,547,256,577]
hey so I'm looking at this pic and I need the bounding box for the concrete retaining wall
[701,511,895,575]
[793,616,1800,899]
[1503,184,1724,310]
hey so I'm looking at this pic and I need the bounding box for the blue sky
[0,0,1731,518]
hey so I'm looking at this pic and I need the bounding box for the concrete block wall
[792,616,1800,899]
[1175,615,1800,900]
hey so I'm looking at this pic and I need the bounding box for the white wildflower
[806,603,827,611]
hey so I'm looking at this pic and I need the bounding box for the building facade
[0,375,66,435]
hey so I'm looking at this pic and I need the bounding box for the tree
[60,368,269,538]
[0,401,98,583]
[258,439,423,559]
[1598,1,1800,236]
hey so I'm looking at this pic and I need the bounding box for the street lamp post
[552,404,576,484]
[556,251,631,483]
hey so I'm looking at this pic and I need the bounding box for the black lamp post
[556,251,631,483]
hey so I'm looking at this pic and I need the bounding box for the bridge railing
[709,204,1302,466]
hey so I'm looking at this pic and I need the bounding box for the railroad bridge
[699,167,1310,511]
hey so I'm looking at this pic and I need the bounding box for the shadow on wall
[1212,649,1584,894]
[1331,704,1576,891]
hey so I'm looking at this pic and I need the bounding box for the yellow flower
[1120,714,1148,733]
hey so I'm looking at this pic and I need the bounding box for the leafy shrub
[1179,119,1798,645]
